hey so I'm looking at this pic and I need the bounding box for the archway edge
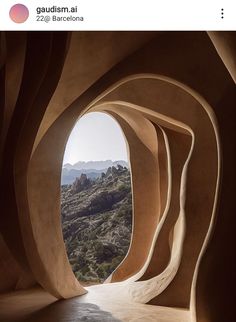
[23,74,220,311]
[85,74,221,317]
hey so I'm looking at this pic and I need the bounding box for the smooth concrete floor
[0,286,191,322]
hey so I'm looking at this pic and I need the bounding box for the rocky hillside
[61,160,129,185]
[61,165,132,284]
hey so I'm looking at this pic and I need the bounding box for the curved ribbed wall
[0,31,235,322]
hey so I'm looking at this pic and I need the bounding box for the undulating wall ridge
[0,31,235,322]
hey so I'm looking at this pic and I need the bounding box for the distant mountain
[63,160,129,171]
[61,165,132,284]
[61,168,104,185]
[61,160,129,185]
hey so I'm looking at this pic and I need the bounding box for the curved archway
[14,74,220,322]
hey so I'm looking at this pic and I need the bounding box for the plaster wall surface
[0,31,235,322]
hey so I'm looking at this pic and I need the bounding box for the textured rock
[71,174,92,194]
[61,166,132,284]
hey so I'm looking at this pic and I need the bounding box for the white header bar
[0,0,235,31]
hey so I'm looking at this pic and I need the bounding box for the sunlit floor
[0,285,191,322]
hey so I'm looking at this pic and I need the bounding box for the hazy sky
[63,112,128,165]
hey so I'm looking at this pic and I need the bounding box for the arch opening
[60,112,133,285]
[23,73,220,313]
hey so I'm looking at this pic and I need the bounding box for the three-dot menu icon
[221,8,224,19]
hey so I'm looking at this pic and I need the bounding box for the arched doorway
[61,112,133,285]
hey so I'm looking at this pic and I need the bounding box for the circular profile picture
[9,4,29,23]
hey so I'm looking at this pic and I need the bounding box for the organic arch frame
[14,74,220,322]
